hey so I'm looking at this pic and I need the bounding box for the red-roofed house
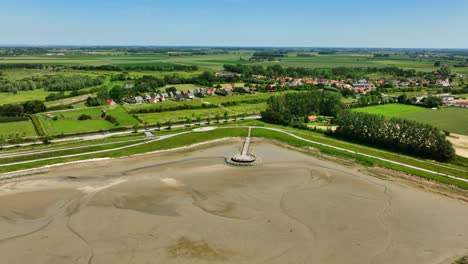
[308,115,318,122]
[106,99,116,106]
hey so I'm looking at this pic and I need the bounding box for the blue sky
[0,0,467,48]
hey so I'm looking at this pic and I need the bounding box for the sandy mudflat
[0,139,467,264]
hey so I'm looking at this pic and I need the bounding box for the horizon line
[1,44,468,50]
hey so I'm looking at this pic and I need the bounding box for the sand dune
[0,141,467,264]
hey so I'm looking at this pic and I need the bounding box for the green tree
[22,100,47,114]
[109,85,126,103]
[223,111,229,122]
[156,121,162,131]
[424,96,443,108]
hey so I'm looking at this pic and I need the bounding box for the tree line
[334,111,455,161]
[0,100,47,117]
[261,91,343,127]
[223,64,419,79]
[71,63,198,72]
[0,75,105,93]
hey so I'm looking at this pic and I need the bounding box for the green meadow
[137,103,266,124]
[2,52,465,73]
[353,104,428,117]
[402,107,468,135]
[37,106,139,136]
[353,104,468,135]
[0,120,37,138]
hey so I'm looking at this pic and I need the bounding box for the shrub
[78,114,92,120]
[104,114,118,124]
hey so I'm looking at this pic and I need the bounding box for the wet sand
[0,139,467,264]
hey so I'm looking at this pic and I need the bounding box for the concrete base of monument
[225,154,259,166]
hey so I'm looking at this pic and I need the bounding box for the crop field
[137,103,266,124]
[353,104,429,117]
[2,52,466,73]
[0,120,37,138]
[37,106,139,136]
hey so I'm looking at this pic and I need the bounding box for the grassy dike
[0,127,248,174]
[251,128,468,189]
[239,120,468,176]
[1,122,467,189]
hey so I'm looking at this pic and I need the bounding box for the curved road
[247,126,468,184]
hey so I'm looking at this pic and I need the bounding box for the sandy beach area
[0,139,467,264]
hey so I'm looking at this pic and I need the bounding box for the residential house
[308,115,318,122]
[106,99,116,106]
[134,96,144,104]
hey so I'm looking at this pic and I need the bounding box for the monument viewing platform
[227,127,257,166]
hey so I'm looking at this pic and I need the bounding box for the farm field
[353,104,429,117]
[402,107,468,135]
[0,120,37,138]
[37,105,139,136]
[44,93,91,107]
[2,52,467,73]
[353,104,468,135]
[137,103,266,124]
[0,89,53,105]
[124,93,274,112]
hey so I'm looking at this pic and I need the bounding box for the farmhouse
[308,115,318,122]
[106,99,116,106]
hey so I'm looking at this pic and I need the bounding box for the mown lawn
[0,121,37,138]
[37,106,139,136]
[353,104,428,117]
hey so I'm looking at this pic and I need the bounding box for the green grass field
[37,106,139,136]
[353,104,468,135]
[402,107,468,135]
[2,52,465,73]
[137,103,266,124]
[0,89,54,105]
[353,104,429,117]
[125,93,273,112]
[0,120,37,138]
